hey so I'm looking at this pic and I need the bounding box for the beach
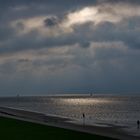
[0,106,140,140]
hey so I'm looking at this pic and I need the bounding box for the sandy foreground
[0,106,139,140]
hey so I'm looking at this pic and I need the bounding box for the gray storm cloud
[0,0,140,95]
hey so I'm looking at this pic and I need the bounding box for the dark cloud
[44,17,59,27]
[77,21,140,50]
[0,0,97,6]
[0,43,140,95]
[99,0,140,4]
[0,19,140,55]
[0,0,140,95]
[80,41,91,48]
[0,27,15,41]
[0,0,98,15]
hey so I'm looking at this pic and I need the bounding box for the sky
[0,0,140,96]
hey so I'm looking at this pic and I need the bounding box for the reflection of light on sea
[61,98,112,105]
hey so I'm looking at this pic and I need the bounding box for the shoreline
[0,106,140,140]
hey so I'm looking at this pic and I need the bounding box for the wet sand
[0,106,140,140]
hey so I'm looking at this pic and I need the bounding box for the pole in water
[82,113,85,126]
[137,120,140,129]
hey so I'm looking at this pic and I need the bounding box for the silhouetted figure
[82,113,85,126]
[137,120,140,129]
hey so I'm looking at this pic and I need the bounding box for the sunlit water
[0,95,140,136]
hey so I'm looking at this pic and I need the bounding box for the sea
[0,94,140,136]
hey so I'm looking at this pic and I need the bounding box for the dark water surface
[0,95,140,135]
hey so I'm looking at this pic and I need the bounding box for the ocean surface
[0,95,140,135]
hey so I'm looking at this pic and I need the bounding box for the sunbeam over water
[60,98,113,105]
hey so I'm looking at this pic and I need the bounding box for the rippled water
[0,95,140,129]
